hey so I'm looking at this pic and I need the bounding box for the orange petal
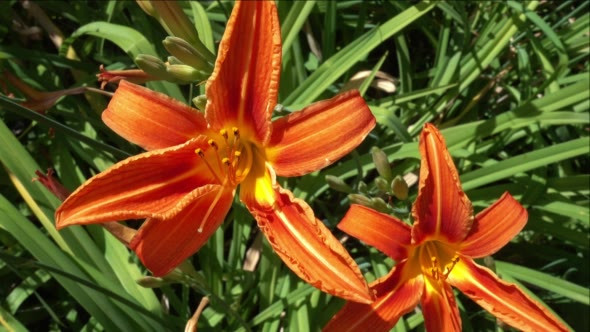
[241,170,373,303]
[267,91,375,177]
[412,123,473,244]
[338,204,411,262]
[421,277,462,332]
[103,81,208,150]
[130,184,234,276]
[447,257,568,332]
[460,192,527,258]
[205,0,280,144]
[55,137,218,228]
[324,262,424,332]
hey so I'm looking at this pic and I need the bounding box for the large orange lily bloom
[55,1,375,303]
[324,123,568,331]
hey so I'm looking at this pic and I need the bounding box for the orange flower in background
[324,123,568,331]
[56,1,375,303]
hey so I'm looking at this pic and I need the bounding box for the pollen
[208,139,218,150]
[220,129,228,140]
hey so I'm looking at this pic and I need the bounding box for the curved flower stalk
[324,124,568,331]
[55,1,375,304]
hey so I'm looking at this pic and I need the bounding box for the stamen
[195,148,222,183]
[431,257,439,280]
[232,127,240,139]
[222,157,231,166]
[443,256,460,279]
[198,178,229,233]
[208,139,218,150]
[219,129,228,140]
[208,139,225,173]
[232,150,242,169]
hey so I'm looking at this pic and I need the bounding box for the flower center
[195,127,254,187]
[418,241,459,282]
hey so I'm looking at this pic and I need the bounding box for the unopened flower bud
[136,0,156,17]
[357,181,368,194]
[167,56,184,65]
[391,175,408,200]
[326,175,353,194]
[193,94,207,111]
[97,64,156,89]
[371,197,389,213]
[163,36,214,72]
[166,64,209,83]
[150,1,215,64]
[136,276,167,288]
[374,177,390,194]
[135,54,174,81]
[348,194,372,207]
[371,147,392,181]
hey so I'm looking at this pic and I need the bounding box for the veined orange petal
[412,123,473,244]
[460,192,527,258]
[447,257,568,332]
[324,262,424,332]
[205,0,280,144]
[421,277,462,332]
[267,91,375,177]
[55,137,218,228]
[130,184,234,276]
[241,169,373,304]
[338,204,411,262]
[103,81,208,150]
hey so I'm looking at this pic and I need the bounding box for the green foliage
[0,0,588,331]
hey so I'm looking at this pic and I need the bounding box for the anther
[222,157,231,166]
[219,129,228,140]
[232,127,240,139]
[208,139,218,150]
[195,148,205,158]
[234,151,241,158]
[443,256,460,279]
[431,257,440,280]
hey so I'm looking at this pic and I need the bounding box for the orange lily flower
[55,1,375,304]
[324,123,568,331]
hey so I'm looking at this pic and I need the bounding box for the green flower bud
[167,56,184,65]
[374,177,390,194]
[163,36,214,72]
[371,147,392,181]
[193,94,207,111]
[136,276,167,288]
[150,1,215,64]
[357,181,368,194]
[348,194,372,207]
[136,54,174,81]
[136,0,157,17]
[391,175,409,200]
[166,64,209,83]
[371,197,389,213]
[325,175,353,193]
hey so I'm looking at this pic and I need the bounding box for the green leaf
[61,21,184,102]
[496,261,590,305]
[284,1,436,105]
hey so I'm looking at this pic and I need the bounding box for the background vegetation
[0,0,588,331]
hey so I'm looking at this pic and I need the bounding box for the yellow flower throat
[195,127,254,187]
[416,240,460,282]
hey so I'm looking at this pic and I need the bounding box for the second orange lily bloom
[56,1,375,303]
[325,124,568,331]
